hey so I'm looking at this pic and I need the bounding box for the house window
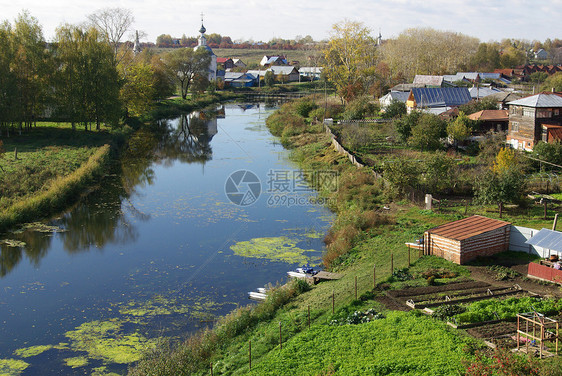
[512,122,519,132]
[523,108,534,117]
[554,109,560,116]
[537,110,552,118]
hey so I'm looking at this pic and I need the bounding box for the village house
[217,57,234,70]
[379,91,409,109]
[406,87,472,114]
[535,48,549,60]
[268,66,300,83]
[259,55,288,67]
[223,72,257,88]
[506,92,562,151]
[232,58,246,68]
[468,109,509,134]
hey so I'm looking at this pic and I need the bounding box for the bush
[342,96,380,120]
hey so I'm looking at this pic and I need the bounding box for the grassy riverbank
[0,92,243,234]
[0,123,124,233]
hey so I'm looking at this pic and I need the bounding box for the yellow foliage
[492,147,516,174]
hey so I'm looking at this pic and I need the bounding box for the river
[0,103,333,375]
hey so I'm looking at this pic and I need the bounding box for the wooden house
[506,92,562,151]
[423,215,511,264]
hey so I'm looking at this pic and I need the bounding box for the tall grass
[128,280,307,376]
[0,144,111,232]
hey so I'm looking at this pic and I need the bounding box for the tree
[470,43,501,71]
[541,72,562,92]
[408,113,446,151]
[156,34,173,48]
[87,7,134,65]
[420,152,456,193]
[530,71,548,84]
[500,46,526,68]
[0,21,17,132]
[459,97,498,115]
[163,48,211,99]
[120,62,155,118]
[11,11,52,133]
[533,141,562,168]
[382,28,478,81]
[446,111,472,146]
[394,111,422,142]
[382,159,420,196]
[474,147,526,216]
[264,70,274,87]
[322,20,377,102]
[383,99,407,119]
[54,25,120,129]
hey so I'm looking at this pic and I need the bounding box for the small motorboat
[287,264,318,279]
[248,291,267,301]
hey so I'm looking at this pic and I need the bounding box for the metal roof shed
[424,215,511,264]
[525,229,562,255]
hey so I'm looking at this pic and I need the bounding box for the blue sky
[2,0,560,44]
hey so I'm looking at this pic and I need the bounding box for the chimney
[553,87,556,93]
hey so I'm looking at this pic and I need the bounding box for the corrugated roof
[426,215,511,241]
[413,75,444,86]
[507,93,562,108]
[411,87,472,108]
[525,229,562,252]
[469,86,501,99]
[468,110,508,121]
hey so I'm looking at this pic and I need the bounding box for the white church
[194,17,217,82]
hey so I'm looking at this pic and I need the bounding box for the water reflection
[0,108,221,278]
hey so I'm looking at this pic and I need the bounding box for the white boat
[287,271,307,279]
[248,291,267,301]
[257,287,267,294]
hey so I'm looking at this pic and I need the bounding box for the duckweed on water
[118,294,227,319]
[0,358,29,375]
[64,319,156,364]
[13,344,56,358]
[63,356,88,368]
[92,366,121,376]
[230,236,317,264]
[0,239,26,248]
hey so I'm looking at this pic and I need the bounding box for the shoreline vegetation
[0,91,249,234]
[128,96,562,375]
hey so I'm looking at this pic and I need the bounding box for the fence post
[210,362,213,376]
[332,290,335,314]
[391,253,394,274]
[308,305,311,329]
[373,264,376,289]
[355,276,358,300]
[279,321,282,349]
[249,340,252,370]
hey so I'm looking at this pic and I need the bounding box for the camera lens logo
[225,170,261,206]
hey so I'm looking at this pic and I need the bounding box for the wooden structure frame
[517,311,559,358]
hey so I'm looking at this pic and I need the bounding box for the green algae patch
[0,358,29,375]
[230,236,317,264]
[92,366,121,376]
[64,319,156,364]
[118,294,228,320]
[63,356,88,368]
[0,239,26,248]
[13,345,54,358]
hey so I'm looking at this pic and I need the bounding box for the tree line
[0,10,215,134]
[155,33,317,50]
[321,21,562,103]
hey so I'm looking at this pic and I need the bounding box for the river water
[0,104,333,375]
